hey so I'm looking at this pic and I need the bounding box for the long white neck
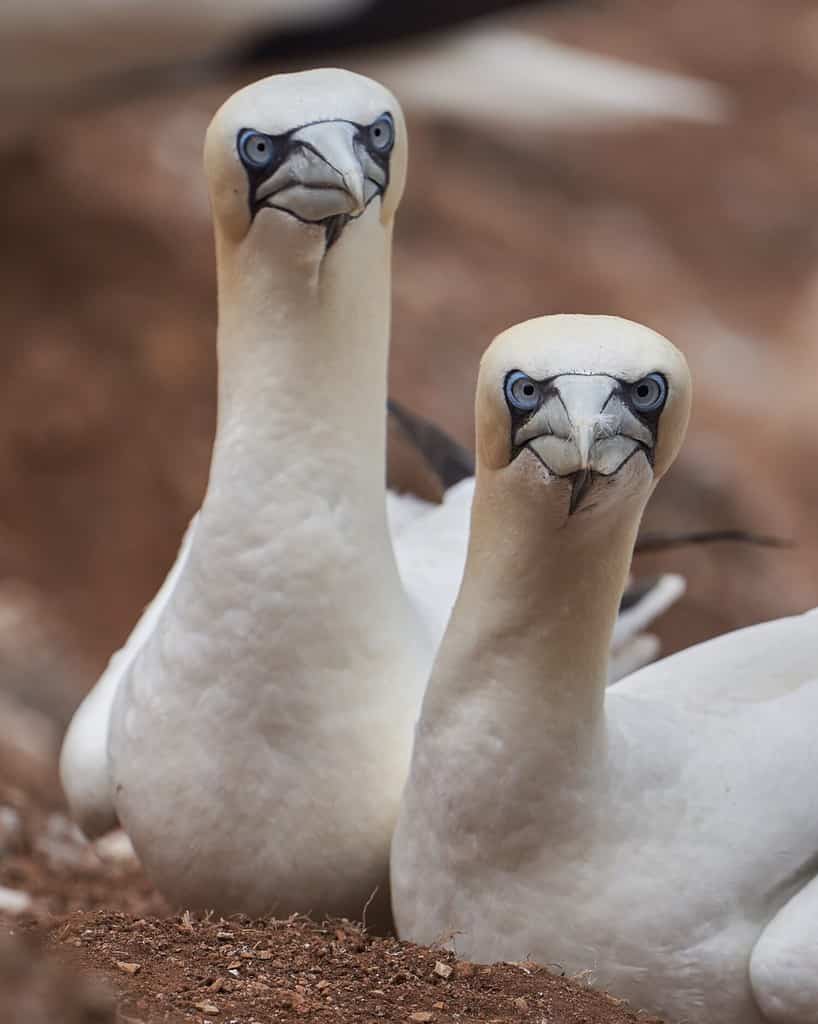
[209,213,392,534]
[422,469,646,767]
[162,209,423,699]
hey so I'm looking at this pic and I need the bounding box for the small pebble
[0,885,31,914]
[94,830,139,865]
[453,961,475,978]
[115,961,141,975]
[34,814,98,872]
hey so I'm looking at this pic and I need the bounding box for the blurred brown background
[1,0,817,750]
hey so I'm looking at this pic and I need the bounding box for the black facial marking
[502,371,667,468]
[236,113,394,251]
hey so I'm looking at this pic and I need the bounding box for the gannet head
[204,68,407,251]
[475,314,691,520]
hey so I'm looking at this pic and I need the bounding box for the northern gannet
[101,69,420,928]
[391,313,818,1023]
[59,75,680,924]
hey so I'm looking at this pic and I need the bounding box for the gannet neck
[424,468,646,740]
[160,200,418,708]
[210,210,394,523]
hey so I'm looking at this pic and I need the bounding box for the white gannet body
[103,69,422,927]
[392,314,818,1024]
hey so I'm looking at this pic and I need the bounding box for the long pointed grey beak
[255,122,384,223]
[515,375,655,514]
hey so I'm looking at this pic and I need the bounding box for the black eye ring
[631,373,668,413]
[368,113,395,154]
[505,371,541,412]
[238,129,275,169]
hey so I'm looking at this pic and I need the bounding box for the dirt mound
[45,912,662,1024]
[0,786,663,1024]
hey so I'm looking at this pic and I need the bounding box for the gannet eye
[631,373,668,413]
[238,130,275,169]
[368,114,395,154]
[505,371,541,412]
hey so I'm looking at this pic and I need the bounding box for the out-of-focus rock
[33,815,101,875]
[93,830,139,868]
[0,884,32,914]
[0,691,60,800]
[0,580,93,802]
[0,931,115,1023]
[0,806,24,856]
[0,580,88,722]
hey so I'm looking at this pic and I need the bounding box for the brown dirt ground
[8,913,664,1024]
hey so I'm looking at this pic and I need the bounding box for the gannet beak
[254,122,374,223]
[514,374,655,515]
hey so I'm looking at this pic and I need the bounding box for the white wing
[366,28,730,131]
[391,479,474,651]
[385,490,437,540]
[58,515,198,837]
[615,605,818,712]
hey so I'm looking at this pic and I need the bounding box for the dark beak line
[568,468,593,516]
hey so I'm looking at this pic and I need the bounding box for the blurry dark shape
[387,412,447,503]
[635,529,793,553]
[618,575,662,613]
[1,0,728,133]
[388,397,475,490]
[233,0,575,60]
[1,0,579,110]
